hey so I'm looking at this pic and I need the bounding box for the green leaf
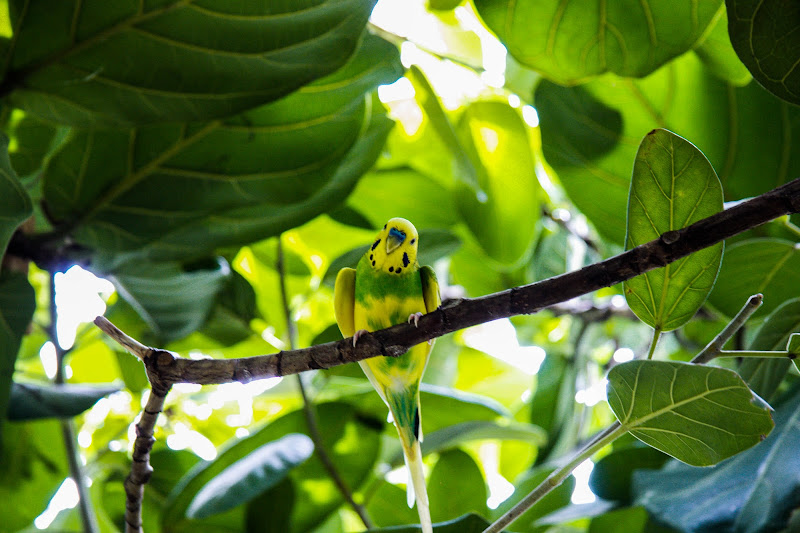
[727,0,800,105]
[529,352,578,464]
[347,168,462,231]
[589,507,649,533]
[322,229,462,287]
[429,449,488,523]
[789,333,800,357]
[693,4,752,85]
[245,477,295,533]
[537,52,800,244]
[7,382,118,420]
[473,0,723,84]
[186,433,313,519]
[588,443,670,503]
[0,420,68,531]
[455,100,540,265]
[163,402,381,533]
[491,465,575,529]
[109,258,229,343]
[0,133,33,259]
[0,272,35,425]
[390,420,545,468]
[5,110,71,183]
[708,239,800,320]
[365,480,421,529]
[7,0,379,125]
[623,129,723,331]
[41,35,401,265]
[633,383,800,533]
[739,297,800,402]
[607,360,774,466]
[367,513,491,533]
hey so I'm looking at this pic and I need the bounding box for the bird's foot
[407,312,433,345]
[352,329,368,347]
[408,312,423,327]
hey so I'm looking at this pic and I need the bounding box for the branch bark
[96,177,800,386]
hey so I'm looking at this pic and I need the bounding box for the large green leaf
[0,420,68,531]
[163,402,381,533]
[0,272,35,425]
[455,100,540,265]
[633,384,800,533]
[0,133,33,258]
[536,52,800,244]
[693,3,751,85]
[429,449,488,523]
[40,35,401,266]
[588,443,670,503]
[708,239,800,319]
[186,434,314,519]
[727,0,800,105]
[623,129,723,331]
[529,351,578,465]
[738,298,800,402]
[473,0,723,85]
[607,360,774,466]
[6,0,378,125]
[7,382,118,420]
[109,258,229,343]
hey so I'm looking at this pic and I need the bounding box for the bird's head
[366,217,419,275]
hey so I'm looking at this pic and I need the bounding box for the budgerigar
[334,217,440,533]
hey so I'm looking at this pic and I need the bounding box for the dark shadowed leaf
[634,384,800,533]
[40,35,401,267]
[623,129,723,331]
[7,0,379,125]
[607,360,774,466]
[0,134,33,259]
[0,272,35,424]
[738,298,800,402]
[186,433,313,519]
[7,382,118,420]
[473,0,722,84]
[727,0,800,105]
[245,477,295,533]
[589,443,670,503]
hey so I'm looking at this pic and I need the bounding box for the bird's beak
[386,229,404,255]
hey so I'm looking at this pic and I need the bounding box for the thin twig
[277,238,374,529]
[691,294,763,364]
[49,273,100,533]
[95,177,800,385]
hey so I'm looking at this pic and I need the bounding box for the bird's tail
[387,392,432,533]
[402,438,432,533]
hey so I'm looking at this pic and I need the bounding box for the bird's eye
[383,224,387,230]
[410,239,416,244]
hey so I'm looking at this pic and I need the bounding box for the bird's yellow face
[367,217,419,275]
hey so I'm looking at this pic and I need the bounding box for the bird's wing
[333,267,356,338]
[420,265,441,313]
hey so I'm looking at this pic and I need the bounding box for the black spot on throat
[402,252,410,267]
[371,239,380,251]
[372,260,375,266]
[389,266,394,272]
[396,268,402,274]
[369,254,373,260]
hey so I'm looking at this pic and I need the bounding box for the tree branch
[95,177,800,385]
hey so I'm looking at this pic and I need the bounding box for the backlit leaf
[0,272,35,424]
[473,0,722,84]
[7,382,118,420]
[429,449,488,523]
[623,129,723,331]
[727,0,800,105]
[607,360,773,466]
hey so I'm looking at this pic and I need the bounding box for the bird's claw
[352,329,368,347]
[408,312,423,327]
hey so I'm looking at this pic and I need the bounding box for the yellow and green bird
[334,217,440,533]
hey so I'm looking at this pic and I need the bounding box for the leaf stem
[483,422,626,533]
[646,328,661,360]
[277,238,374,530]
[691,294,763,364]
[48,273,100,533]
[715,350,791,358]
